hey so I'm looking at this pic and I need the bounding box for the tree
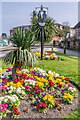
[4,28,38,80]
[62,22,70,38]
[31,17,59,44]
[2,33,7,39]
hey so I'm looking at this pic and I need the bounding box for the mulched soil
[5,83,79,119]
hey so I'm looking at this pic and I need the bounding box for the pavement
[0,46,79,58]
[32,46,79,57]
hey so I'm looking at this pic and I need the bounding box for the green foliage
[4,28,38,68]
[64,106,80,118]
[31,17,59,43]
[35,51,79,88]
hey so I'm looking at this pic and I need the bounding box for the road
[32,46,79,57]
[0,46,79,58]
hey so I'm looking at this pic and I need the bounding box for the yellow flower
[16,70,22,74]
[64,93,73,100]
[43,96,47,101]
[60,76,65,79]
[9,82,13,85]
[36,81,44,87]
[7,83,10,86]
[30,68,33,72]
[60,82,65,85]
[0,79,2,82]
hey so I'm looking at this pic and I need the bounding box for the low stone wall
[54,40,80,50]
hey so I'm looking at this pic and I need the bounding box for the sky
[2,2,78,36]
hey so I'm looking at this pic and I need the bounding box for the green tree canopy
[31,17,59,44]
[4,28,38,80]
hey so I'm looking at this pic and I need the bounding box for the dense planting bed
[35,52,63,61]
[0,67,78,119]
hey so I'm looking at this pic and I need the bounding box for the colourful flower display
[0,67,77,118]
[35,52,61,60]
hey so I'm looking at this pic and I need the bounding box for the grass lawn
[37,51,79,89]
[0,51,79,118]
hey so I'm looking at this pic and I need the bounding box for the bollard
[52,46,53,51]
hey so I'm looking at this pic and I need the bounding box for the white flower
[9,86,14,90]
[8,90,12,94]
[45,55,50,58]
[4,98,8,102]
[55,73,59,77]
[11,98,16,102]
[21,91,25,94]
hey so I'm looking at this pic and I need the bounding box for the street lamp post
[64,32,70,54]
[35,5,48,60]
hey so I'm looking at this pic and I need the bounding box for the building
[70,27,75,38]
[10,25,32,36]
[74,21,80,39]
[54,23,63,30]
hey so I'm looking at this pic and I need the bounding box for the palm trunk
[12,64,17,80]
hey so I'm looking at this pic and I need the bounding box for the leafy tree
[31,17,59,44]
[62,22,70,38]
[4,28,38,80]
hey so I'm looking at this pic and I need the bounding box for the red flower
[58,101,61,104]
[29,93,34,97]
[13,79,20,82]
[32,86,38,91]
[49,80,54,87]
[18,112,20,114]
[60,107,62,111]
[56,77,60,79]
[13,107,18,110]
[53,57,56,59]
[21,80,24,84]
[19,76,23,79]
[22,75,27,77]
[36,91,39,94]
[26,107,29,110]
[55,103,57,106]
[65,82,68,84]
[64,78,69,82]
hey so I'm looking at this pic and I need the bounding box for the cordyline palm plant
[31,17,59,43]
[4,28,38,80]
[31,17,59,54]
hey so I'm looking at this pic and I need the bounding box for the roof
[13,25,32,29]
[74,21,80,29]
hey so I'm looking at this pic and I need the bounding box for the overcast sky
[2,2,78,35]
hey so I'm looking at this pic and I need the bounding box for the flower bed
[35,52,62,60]
[0,67,78,118]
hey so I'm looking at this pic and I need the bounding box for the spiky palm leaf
[4,28,38,68]
[31,17,59,44]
